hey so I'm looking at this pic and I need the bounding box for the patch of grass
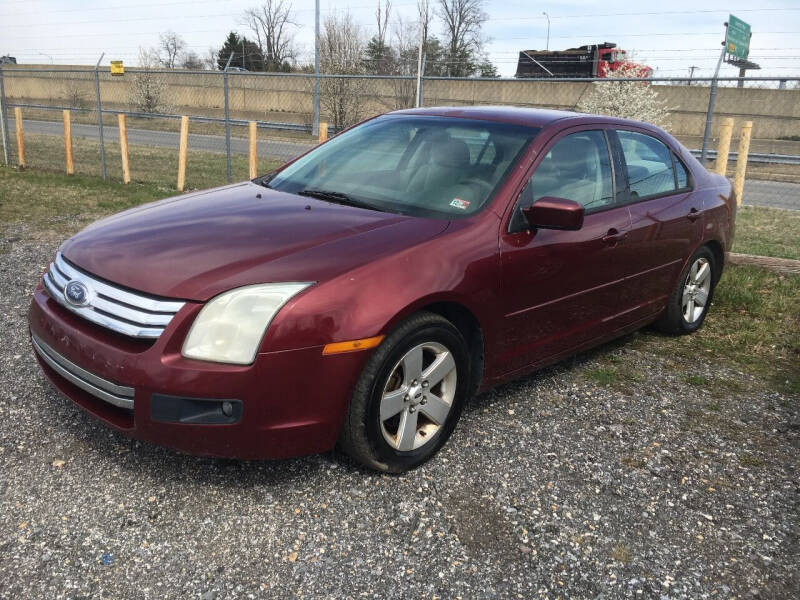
[733,206,800,260]
[738,454,765,468]
[6,132,283,192]
[583,360,644,392]
[0,168,168,237]
[585,368,617,386]
[684,375,709,386]
[620,456,646,469]
[1,137,282,238]
[637,265,800,394]
[610,543,632,564]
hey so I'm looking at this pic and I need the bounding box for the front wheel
[654,246,718,335]
[338,312,470,473]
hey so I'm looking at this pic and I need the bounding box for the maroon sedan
[29,107,736,472]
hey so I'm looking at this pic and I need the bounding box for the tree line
[140,0,498,78]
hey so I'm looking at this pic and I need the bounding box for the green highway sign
[726,14,751,60]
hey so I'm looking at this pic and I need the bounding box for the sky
[1,0,799,79]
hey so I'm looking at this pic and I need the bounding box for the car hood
[61,182,449,301]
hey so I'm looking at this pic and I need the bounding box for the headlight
[182,283,312,365]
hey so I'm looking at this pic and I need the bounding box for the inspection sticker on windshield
[450,198,470,210]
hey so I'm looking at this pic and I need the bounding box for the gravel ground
[1,228,798,600]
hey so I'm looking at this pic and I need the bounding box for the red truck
[516,42,652,78]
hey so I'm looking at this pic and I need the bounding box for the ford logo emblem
[64,280,90,307]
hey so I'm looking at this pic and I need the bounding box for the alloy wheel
[682,257,712,323]
[379,342,457,451]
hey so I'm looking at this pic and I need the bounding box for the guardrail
[690,148,800,166]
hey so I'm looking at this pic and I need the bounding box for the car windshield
[266,115,539,218]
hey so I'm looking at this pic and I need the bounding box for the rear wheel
[654,246,717,335]
[338,312,470,473]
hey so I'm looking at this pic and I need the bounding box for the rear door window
[617,130,677,200]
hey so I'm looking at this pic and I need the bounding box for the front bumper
[28,283,370,459]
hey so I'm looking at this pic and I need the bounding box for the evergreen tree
[423,37,448,77]
[364,36,395,75]
[478,59,499,78]
[217,32,265,71]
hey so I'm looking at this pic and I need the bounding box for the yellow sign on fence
[110,60,124,76]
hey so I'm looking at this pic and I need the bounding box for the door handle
[687,208,700,222]
[602,228,627,245]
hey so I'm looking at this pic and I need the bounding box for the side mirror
[522,196,584,230]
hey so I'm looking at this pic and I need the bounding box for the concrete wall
[4,66,799,140]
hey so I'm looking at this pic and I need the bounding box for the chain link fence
[1,67,798,190]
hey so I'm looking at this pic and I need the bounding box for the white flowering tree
[577,62,671,129]
[130,48,170,114]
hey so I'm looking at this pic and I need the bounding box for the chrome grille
[31,334,135,410]
[43,252,185,339]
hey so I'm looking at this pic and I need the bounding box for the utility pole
[542,12,550,50]
[0,68,9,165]
[223,54,233,182]
[313,0,320,136]
[94,52,106,180]
[701,33,727,164]
[415,0,428,108]
[688,65,697,85]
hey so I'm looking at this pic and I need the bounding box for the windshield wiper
[297,189,380,211]
[254,174,275,188]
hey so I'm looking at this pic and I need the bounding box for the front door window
[527,130,614,213]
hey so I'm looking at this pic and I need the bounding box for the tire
[338,312,471,473]
[653,245,718,335]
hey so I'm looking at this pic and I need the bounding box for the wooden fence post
[63,110,74,175]
[14,107,25,168]
[714,117,734,176]
[177,115,189,192]
[733,121,753,207]
[249,121,258,179]
[118,114,130,184]
[318,122,328,143]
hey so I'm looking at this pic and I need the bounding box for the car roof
[390,105,661,132]
[391,106,581,128]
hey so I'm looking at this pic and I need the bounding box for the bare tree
[393,14,417,75]
[137,47,161,68]
[418,0,434,50]
[158,30,187,69]
[243,0,297,71]
[387,14,418,108]
[376,0,392,48]
[180,50,204,70]
[436,0,487,77]
[60,78,90,109]
[204,47,219,70]
[319,12,371,130]
[365,0,394,74]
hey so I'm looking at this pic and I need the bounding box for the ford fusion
[29,107,736,472]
